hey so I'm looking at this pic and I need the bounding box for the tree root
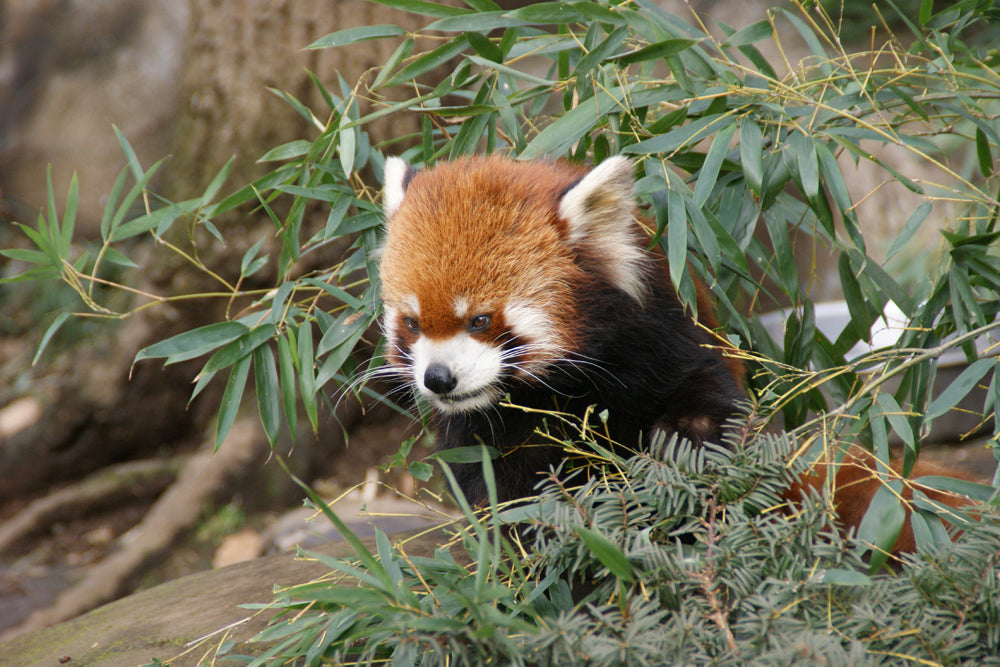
[0,457,186,554]
[7,415,270,637]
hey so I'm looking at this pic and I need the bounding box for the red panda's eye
[404,317,419,333]
[468,314,491,333]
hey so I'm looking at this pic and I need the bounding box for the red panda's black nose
[424,364,458,395]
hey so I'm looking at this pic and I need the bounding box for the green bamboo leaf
[276,332,298,442]
[812,568,872,587]
[521,86,626,159]
[308,24,406,49]
[215,354,252,452]
[739,118,764,196]
[196,327,274,378]
[240,238,267,277]
[316,318,374,390]
[791,132,819,201]
[385,35,470,88]
[572,526,634,582]
[408,460,434,482]
[666,188,688,291]
[134,322,249,365]
[104,159,165,242]
[2,247,53,266]
[301,278,364,310]
[370,0,472,17]
[433,446,500,464]
[574,2,626,24]
[721,19,772,47]
[268,282,294,327]
[59,173,78,256]
[975,126,994,178]
[838,252,871,342]
[258,140,313,162]
[200,156,234,205]
[924,358,996,422]
[465,54,554,85]
[910,509,952,552]
[113,124,144,180]
[297,322,319,434]
[463,0,501,10]
[426,10,525,32]
[874,392,915,454]
[99,168,130,242]
[372,38,415,90]
[857,482,906,573]
[503,2,587,24]
[625,114,734,155]
[693,122,735,207]
[111,199,198,242]
[339,114,357,178]
[915,477,995,506]
[918,0,933,25]
[253,345,281,446]
[613,38,697,65]
[101,247,138,269]
[32,313,71,366]
[465,31,502,62]
[885,201,931,263]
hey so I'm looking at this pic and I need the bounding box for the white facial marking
[411,334,504,413]
[504,301,559,363]
[383,303,400,345]
[402,295,420,316]
[453,296,469,320]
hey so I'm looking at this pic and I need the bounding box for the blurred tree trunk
[2,0,431,503]
[1,0,442,632]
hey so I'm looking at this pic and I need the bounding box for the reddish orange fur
[381,155,973,554]
[785,447,974,554]
[381,157,590,354]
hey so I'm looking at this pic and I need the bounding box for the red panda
[378,154,973,552]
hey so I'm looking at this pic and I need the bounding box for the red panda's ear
[383,157,410,220]
[558,156,648,302]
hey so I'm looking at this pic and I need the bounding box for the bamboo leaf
[666,188,688,291]
[370,0,472,17]
[276,332,298,442]
[857,482,906,573]
[739,117,764,196]
[197,325,277,376]
[885,201,932,263]
[134,322,249,365]
[975,126,994,178]
[253,344,281,446]
[721,19,772,47]
[216,354,252,452]
[924,358,996,422]
[572,526,634,582]
[693,122,735,207]
[59,173,78,256]
[613,38,697,65]
[297,322,319,434]
[308,24,406,49]
[521,86,627,159]
[32,313,71,366]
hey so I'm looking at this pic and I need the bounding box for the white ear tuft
[383,156,411,219]
[558,156,648,302]
[558,156,635,242]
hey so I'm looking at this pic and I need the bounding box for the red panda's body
[379,155,744,504]
[378,155,974,552]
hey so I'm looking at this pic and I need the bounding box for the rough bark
[1,0,437,632]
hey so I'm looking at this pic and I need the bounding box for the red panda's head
[378,155,649,414]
